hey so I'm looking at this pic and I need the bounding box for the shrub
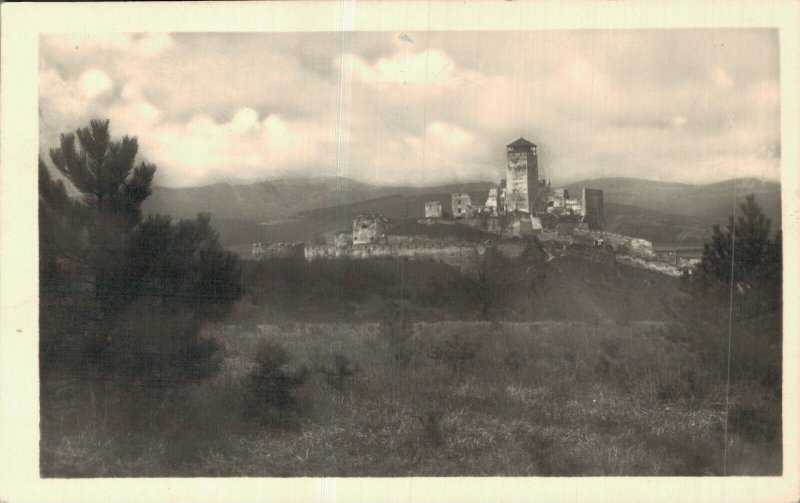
[320,352,359,390]
[593,340,630,382]
[656,369,702,403]
[503,351,525,372]
[380,305,414,366]
[430,334,481,372]
[39,120,242,426]
[242,341,309,428]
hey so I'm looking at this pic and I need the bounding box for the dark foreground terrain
[41,320,780,476]
[40,256,781,477]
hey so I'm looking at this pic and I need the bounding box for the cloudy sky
[39,30,780,188]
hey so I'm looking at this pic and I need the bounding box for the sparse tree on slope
[674,193,782,390]
[689,193,781,317]
[40,119,242,389]
[47,119,156,308]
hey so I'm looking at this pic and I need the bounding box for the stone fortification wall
[464,213,534,239]
[572,228,655,258]
[304,242,488,270]
[386,234,464,245]
[252,242,305,260]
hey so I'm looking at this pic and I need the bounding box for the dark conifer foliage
[49,119,156,230]
[675,194,782,394]
[692,194,782,317]
[39,119,242,387]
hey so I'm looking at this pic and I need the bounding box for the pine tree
[40,119,242,387]
[694,194,781,316]
[47,119,156,307]
[674,194,782,389]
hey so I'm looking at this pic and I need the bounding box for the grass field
[40,320,781,477]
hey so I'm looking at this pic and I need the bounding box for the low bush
[380,306,414,366]
[320,353,359,390]
[242,341,309,428]
[656,369,704,402]
[503,351,525,372]
[430,334,481,372]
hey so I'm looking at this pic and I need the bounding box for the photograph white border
[1,2,798,502]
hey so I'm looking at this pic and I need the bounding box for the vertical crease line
[723,179,737,477]
[420,0,432,186]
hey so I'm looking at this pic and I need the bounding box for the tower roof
[507,137,537,148]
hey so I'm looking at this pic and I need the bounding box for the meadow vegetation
[39,120,782,477]
[42,320,781,476]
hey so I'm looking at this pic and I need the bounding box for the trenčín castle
[252,137,699,277]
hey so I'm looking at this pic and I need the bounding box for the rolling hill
[563,177,781,228]
[143,177,493,222]
[142,176,781,255]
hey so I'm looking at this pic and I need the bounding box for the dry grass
[40,321,781,477]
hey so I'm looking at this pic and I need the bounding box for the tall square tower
[581,188,605,230]
[505,137,539,213]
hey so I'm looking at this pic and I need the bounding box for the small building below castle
[425,200,443,219]
[451,193,472,219]
[334,230,353,249]
[353,214,389,245]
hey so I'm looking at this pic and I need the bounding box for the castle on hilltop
[251,137,697,277]
[420,137,605,238]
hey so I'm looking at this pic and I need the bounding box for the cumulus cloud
[712,67,734,89]
[78,69,113,99]
[132,109,334,185]
[350,48,457,86]
[39,30,780,187]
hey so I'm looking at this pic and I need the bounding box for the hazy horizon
[150,173,781,191]
[40,30,780,188]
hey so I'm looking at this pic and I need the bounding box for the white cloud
[229,108,259,134]
[39,68,86,117]
[350,49,457,86]
[78,69,113,99]
[39,31,781,187]
[133,110,334,186]
[108,88,162,134]
[712,67,734,89]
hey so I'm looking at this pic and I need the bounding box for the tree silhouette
[692,194,781,316]
[40,119,242,388]
[46,119,157,307]
[674,193,782,390]
[49,119,156,229]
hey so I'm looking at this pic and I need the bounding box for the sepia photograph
[36,27,784,478]
[2,1,800,501]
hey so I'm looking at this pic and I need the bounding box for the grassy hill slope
[242,253,684,324]
[564,177,781,229]
[145,176,780,253]
[144,177,493,222]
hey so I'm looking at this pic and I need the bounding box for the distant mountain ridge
[143,177,494,222]
[562,177,781,227]
[145,175,780,224]
[141,176,781,254]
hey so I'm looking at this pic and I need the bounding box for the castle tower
[581,188,605,230]
[505,137,539,213]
